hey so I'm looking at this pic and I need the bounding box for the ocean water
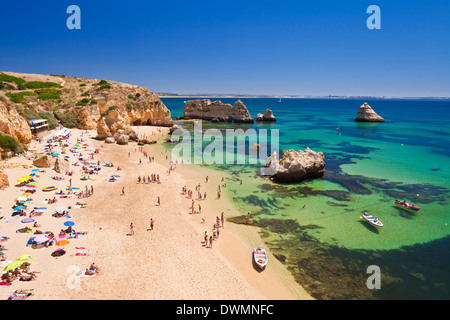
[161,97,450,300]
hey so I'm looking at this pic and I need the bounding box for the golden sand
[0,126,312,300]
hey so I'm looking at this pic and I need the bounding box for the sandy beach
[0,126,312,300]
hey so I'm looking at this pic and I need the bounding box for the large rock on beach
[271,148,325,183]
[354,102,385,122]
[0,169,9,189]
[183,99,254,123]
[32,154,51,168]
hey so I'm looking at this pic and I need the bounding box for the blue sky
[1,0,449,97]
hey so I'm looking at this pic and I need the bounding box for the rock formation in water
[256,109,276,122]
[183,99,254,123]
[271,148,325,183]
[354,102,385,122]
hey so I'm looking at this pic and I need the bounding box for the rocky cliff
[0,95,32,144]
[0,71,173,142]
[183,99,254,123]
[354,102,385,122]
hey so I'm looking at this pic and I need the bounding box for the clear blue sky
[1,0,449,97]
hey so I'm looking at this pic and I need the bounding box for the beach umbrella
[3,261,23,271]
[15,205,25,210]
[17,176,31,182]
[64,221,75,227]
[27,182,38,186]
[16,254,33,261]
[55,207,67,213]
[31,169,40,172]
[21,218,35,223]
[15,196,27,201]
[22,192,32,196]
[25,185,36,188]
[30,173,36,177]
[56,240,70,247]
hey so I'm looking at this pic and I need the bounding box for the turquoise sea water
[162,97,450,300]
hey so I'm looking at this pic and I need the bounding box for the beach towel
[79,269,96,278]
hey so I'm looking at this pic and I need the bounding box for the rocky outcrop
[32,154,51,168]
[256,109,276,122]
[354,102,384,122]
[271,148,325,183]
[0,95,32,144]
[0,72,173,141]
[52,157,70,174]
[0,169,9,189]
[183,99,254,123]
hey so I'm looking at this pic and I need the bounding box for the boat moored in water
[395,200,420,212]
[361,212,383,228]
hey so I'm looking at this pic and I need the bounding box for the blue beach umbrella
[14,206,25,210]
[21,218,35,223]
[64,221,75,227]
[32,169,40,172]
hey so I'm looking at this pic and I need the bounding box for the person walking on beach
[122,187,125,196]
[204,231,208,247]
[157,196,160,206]
[130,223,134,236]
[150,218,154,231]
[209,236,213,248]
[221,212,224,227]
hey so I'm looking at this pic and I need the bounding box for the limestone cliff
[0,71,173,141]
[183,99,254,123]
[0,95,32,144]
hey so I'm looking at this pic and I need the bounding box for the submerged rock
[354,102,384,122]
[271,148,325,183]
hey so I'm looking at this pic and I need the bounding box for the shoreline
[0,126,312,300]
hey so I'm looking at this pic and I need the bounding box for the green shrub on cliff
[0,73,26,85]
[38,111,59,129]
[34,88,62,101]
[24,81,62,89]
[5,91,37,103]
[76,98,90,106]
[54,112,79,128]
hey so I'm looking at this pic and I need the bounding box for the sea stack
[183,99,254,123]
[354,102,385,122]
[271,148,325,183]
[256,109,276,122]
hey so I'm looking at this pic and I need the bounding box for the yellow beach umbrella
[22,192,32,196]
[16,254,33,261]
[17,175,31,182]
[3,261,23,271]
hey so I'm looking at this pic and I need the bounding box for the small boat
[361,212,383,228]
[253,246,268,269]
[395,200,420,212]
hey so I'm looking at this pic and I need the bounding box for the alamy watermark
[170,121,280,175]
